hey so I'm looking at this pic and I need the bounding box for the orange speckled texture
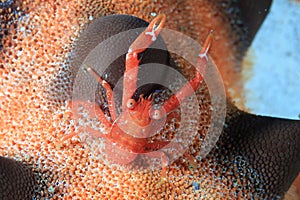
[0,0,297,199]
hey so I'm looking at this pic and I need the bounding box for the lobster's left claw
[129,14,166,54]
[123,14,166,109]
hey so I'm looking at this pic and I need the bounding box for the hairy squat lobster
[62,14,213,180]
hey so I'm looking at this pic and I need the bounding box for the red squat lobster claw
[61,14,213,181]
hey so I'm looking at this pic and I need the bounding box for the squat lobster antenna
[83,64,117,121]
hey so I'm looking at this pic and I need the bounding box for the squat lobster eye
[126,99,136,109]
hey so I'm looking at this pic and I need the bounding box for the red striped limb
[84,65,117,121]
[60,100,112,142]
[122,14,166,110]
[162,31,213,114]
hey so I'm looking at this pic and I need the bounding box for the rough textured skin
[217,102,300,198]
[0,156,36,200]
[0,0,299,199]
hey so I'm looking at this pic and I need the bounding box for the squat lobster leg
[161,31,213,114]
[60,100,112,142]
[122,14,166,110]
[84,65,117,121]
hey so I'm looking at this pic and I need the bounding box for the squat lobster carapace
[61,14,213,180]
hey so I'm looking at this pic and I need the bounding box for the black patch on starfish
[209,102,300,198]
[0,156,36,200]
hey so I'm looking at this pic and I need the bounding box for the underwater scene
[0,0,299,199]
